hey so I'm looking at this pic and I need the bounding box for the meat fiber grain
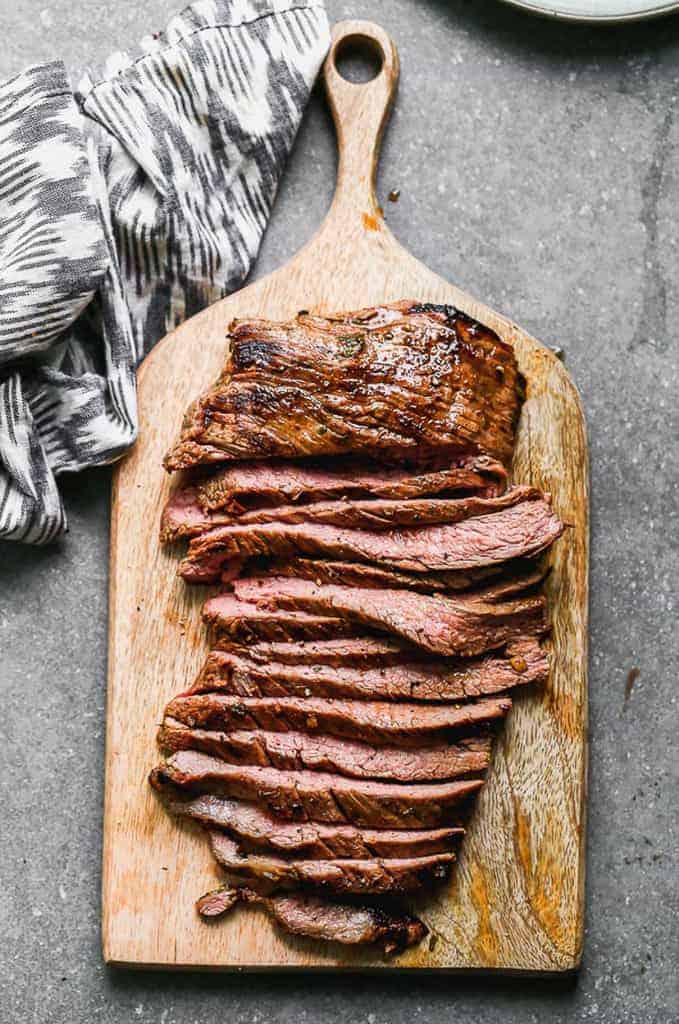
[201,592,352,643]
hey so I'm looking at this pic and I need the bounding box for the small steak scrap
[196,887,427,954]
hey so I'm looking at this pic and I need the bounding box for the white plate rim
[500,0,679,21]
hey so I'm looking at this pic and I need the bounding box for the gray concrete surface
[1,1,678,1021]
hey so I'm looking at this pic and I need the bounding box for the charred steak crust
[163,300,524,471]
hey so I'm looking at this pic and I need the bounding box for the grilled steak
[208,831,455,895]
[152,751,484,827]
[151,784,464,858]
[179,496,563,582]
[161,486,533,543]
[196,887,427,952]
[151,299,565,946]
[233,577,548,657]
[202,593,351,643]
[211,636,417,669]
[159,718,492,782]
[165,693,512,747]
[163,301,523,471]
[191,638,547,701]
[232,556,542,596]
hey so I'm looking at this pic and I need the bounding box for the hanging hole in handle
[333,34,384,84]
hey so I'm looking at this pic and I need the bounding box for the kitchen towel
[0,0,329,543]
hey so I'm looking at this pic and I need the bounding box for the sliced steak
[179,496,563,582]
[233,577,548,657]
[202,593,352,643]
[191,638,547,702]
[196,887,427,953]
[162,456,508,541]
[232,556,542,596]
[163,301,523,471]
[208,831,454,895]
[162,487,533,543]
[165,693,512,747]
[150,782,463,858]
[211,637,417,669]
[159,718,492,782]
[152,750,484,827]
[197,455,507,513]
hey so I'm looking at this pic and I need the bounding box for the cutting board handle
[323,21,400,222]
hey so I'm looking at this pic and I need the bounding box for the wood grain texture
[103,21,589,972]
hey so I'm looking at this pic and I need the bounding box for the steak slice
[191,638,548,702]
[233,577,548,657]
[202,593,352,643]
[179,496,563,582]
[196,455,507,512]
[232,556,542,596]
[150,783,463,857]
[166,693,512,747]
[152,750,484,827]
[161,486,533,543]
[159,718,492,782]
[208,831,454,895]
[163,301,523,471]
[211,637,417,669]
[196,887,427,953]
[162,456,509,541]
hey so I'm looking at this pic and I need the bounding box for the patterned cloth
[0,0,328,543]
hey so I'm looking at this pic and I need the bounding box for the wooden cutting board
[103,20,589,972]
